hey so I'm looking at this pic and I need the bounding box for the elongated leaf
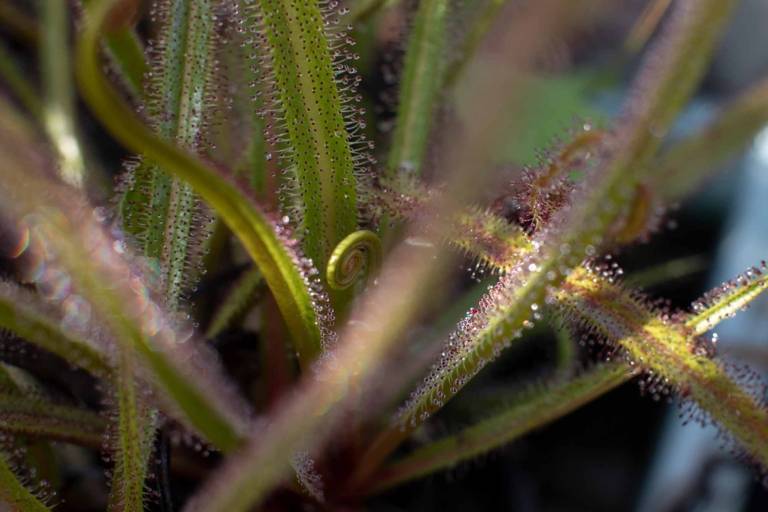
[0,390,105,448]
[103,27,146,100]
[112,5,218,502]
[368,363,635,493]
[247,0,367,276]
[0,451,51,512]
[687,262,768,335]
[558,266,768,464]
[361,261,768,489]
[652,76,768,203]
[119,0,217,311]
[107,352,156,511]
[623,255,708,287]
[0,99,251,453]
[77,0,332,368]
[182,3,591,510]
[357,0,737,485]
[205,268,262,339]
[372,253,768,489]
[0,281,109,378]
[41,0,86,188]
[387,0,449,177]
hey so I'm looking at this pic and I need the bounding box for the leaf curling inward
[77,0,334,367]
[243,0,374,277]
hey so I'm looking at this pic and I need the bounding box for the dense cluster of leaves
[0,0,768,510]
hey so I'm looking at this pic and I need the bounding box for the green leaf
[0,281,109,378]
[40,0,86,188]
[107,349,156,512]
[687,262,768,336]
[387,0,449,177]
[78,0,147,101]
[77,0,331,368]
[623,254,709,288]
[205,268,263,339]
[367,363,635,493]
[0,100,250,453]
[249,0,364,277]
[325,230,382,290]
[0,451,51,512]
[103,27,146,100]
[119,0,217,311]
[558,266,768,465]
[652,76,768,203]
[0,390,105,448]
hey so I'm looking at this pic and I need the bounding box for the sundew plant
[1,0,768,510]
